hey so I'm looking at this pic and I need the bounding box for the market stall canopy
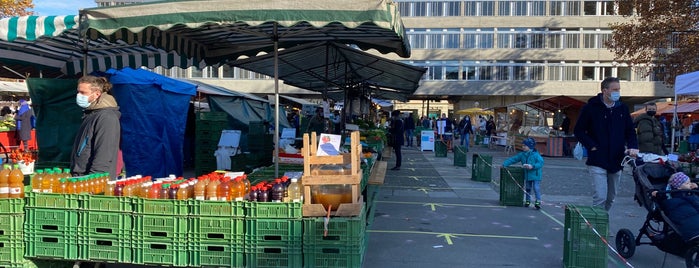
[675,70,699,95]
[181,79,269,102]
[662,102,699,114]
[0,15,203,79]
[505,95,585,112]
[231,42,425,101]
[455,107,493,116]
[631,101,677,117]
[267,95,317,106]
[0,81,28,93]
[81,0,411,65]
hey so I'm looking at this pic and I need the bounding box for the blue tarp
[106,68,196,178]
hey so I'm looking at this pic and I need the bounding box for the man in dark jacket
[404,113,416,147]
[71,75,121,180]
[634,103,665,155]
[389,110,404,170]
[574,77,639,211]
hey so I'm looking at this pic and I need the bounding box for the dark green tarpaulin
[27,78,81,168]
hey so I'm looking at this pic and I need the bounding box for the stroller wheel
[685,245,699,268]
[615,229,636,259]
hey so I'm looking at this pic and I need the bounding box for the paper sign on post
[437,120,446,135]
[317,133,342,156]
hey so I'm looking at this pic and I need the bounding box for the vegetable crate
[563,204,608,268]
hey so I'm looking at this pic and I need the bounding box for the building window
[548,29,580,49]
[445,61,460,80]
[464,1,495,16]
[584,1,617,16]
[617,66,631,81]
[550,1,581,16]
[221,65,235,78]
[464,28,494,48]
[582,66,596,80]
[498,28,546,49]
[583,29,611,48]
[498,1,546,16]
[478,65,494,81]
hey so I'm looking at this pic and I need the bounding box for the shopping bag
[573,142,584,160]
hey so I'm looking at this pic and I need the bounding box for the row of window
[154,62,663,83]
[397,0,625,17]
[408,28,611,49]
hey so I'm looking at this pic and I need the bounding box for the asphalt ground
[364,142,688,268]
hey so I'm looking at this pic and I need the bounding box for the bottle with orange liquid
[194,177,207,200]
[168,184,178,200]
[57,178,69,194]
[8,164,24,198]
[41,170,55,193]
[230,177,246,201]
[105,181,116,196]
[242,175,251,196]
[217,177,231,201]
[206,177,219,201]
[0,164,10,198]
[177,184,189,200]
[31,169,44,193]
[158,184,169,199]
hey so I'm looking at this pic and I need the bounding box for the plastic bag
[573,142,584,160]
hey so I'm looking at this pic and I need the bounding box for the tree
[0,0,33,18]
[607,0,699,85]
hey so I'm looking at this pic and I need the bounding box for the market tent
[106,68,197,178]
[672,70,699,151]
[232,42,425,102]
[0,81,28,94]
[631,101,676,117]
[659,102,699,114]
[455,107,493,116]
[0,15,203,79]
[507,96,585,112]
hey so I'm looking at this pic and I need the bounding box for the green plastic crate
[453,146,468,167]
[244,202,302,219]
[188,243,244,268]
[302,237,367,268]
[132,238,188,267]
[189,200,244,217]
[499,167,525,207]
[23,231,79,260]
[303,208,366,245]
[79,195,133,212]
[133,198,189,216]
[197,112,228,121]
[0,239,23,264]
[471,153,492,182]
[79,211,132,237]
[134,215,188,240]
[0,215,23,239]
[563,204,608,268]
[244,219,302,244]
[0,199,23,214]
[25,192,80,209]
[365,184,380,227]
[244,241,302,268]
[435,141,447,157]
[77,235,132,263]
[189,217,244,244]
[25,208,79,233]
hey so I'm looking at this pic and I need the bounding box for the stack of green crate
[453,146,468,167]
[563,204,608,268]
[23,192,79,261]
[195,112,229,176]
[132,198,189,267]
[77,195,133,263]
[303,204,367,268]
[188,200,245,267]
[0,199,25,267]
[499,167,524,206]
[244,201,303,268]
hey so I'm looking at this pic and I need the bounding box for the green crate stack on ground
[131,198,189,267]
[434,140,447,157]
[245,123,274,170]
[453,146,468,167]
[302,204,368,268]
[499,167,525,206]
[244,201,303,268]
[0,199,25,267]
[23,192,80,261]
[195,112,229,176]
[563,204,608,268]
[77,195,134,264]
[188,200,245,268]
[246,164,304,185]
[471,154,492,182]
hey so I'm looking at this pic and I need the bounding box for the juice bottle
[0,164,10,198]
[147,183,159,199]
[258,186,269,202]
[206,178,219,201]
[168,184,178,200]
[57,178,69,194]
[217,177,231,201]
[114,181,124,196]
[188,179,196,199]
[123,180,135,197]
[8,164,24,198]
[93,174,102,194]
[287,177,302,203]
[31,169,44,193]
[271,179,285,202]
[177,184,189,200]
[232,177,246,201]
[40,170,53,193]
[242,175,251,195]
[248,185,258,201]
[105,181,116,196]
[158,184,169,199]
[193,178,206,200]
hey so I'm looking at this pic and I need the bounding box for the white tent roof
[676,70,699,95]
[0,81,28,93]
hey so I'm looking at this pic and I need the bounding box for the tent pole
[273,23,280,178]
[672,93,678,153]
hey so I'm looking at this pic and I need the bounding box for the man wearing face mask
[70,75,121,180]
[574,77,638,211]
[634,103,666,155]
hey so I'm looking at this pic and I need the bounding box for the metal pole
[273,24,280,178]
[672,93,678,152]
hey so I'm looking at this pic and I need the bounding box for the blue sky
[31,0,97,16]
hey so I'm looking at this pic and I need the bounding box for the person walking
[634,103,666,155]
[389,110,404,170]
[502,138,544,209]
[404,113,415,147]
[574,77,638,211]
[459,116,473,150]
[14,99,34,151]
[70,75,121,180]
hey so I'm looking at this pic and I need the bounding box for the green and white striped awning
[82,0,411,66]
[0,15,203,79]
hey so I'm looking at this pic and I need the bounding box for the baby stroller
[615,157,699,267]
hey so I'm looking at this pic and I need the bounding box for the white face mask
[76,93,91,108]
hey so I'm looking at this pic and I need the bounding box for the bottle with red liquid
[271,179,285,202]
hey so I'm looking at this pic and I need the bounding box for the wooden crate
[301,131,363,217]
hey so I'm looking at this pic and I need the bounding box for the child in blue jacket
[503,138,545,209]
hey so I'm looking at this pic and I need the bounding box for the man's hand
[626,148,639,157]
